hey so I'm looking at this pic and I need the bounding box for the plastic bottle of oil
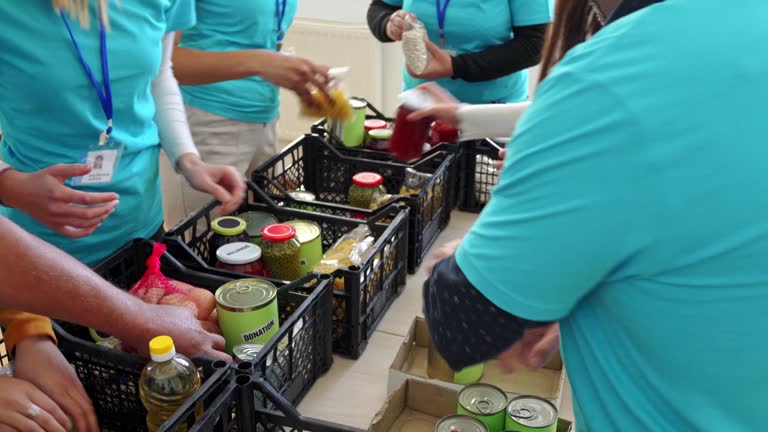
[139,336,201,432]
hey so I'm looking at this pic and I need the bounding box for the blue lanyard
[276,0,288,43]
[60,13,113,143]
[436,0,451,46]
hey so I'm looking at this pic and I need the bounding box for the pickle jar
[260,223,302,281]
[215,242,265,277]
[349,172,387,210]
[207,216,250,264]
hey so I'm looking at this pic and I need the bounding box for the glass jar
[364,119,387,143]
[207,216,249,264]
[260,224,302,281]
[238,211,277,246]
[390,88,434,161]
[348,172,387,210]
[215,242,265,276]
[366,128,392,151]
[430,120,459,146]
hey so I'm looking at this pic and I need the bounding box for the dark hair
[539,0,605,80]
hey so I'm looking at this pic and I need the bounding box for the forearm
[423,255,550,370]
[367,0,399,43]
[0,217,152,341]
[452,24,548,83]
[0,309,56,357]
[458,102,531,141]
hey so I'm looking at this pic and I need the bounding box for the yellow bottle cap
[149,335,175,356]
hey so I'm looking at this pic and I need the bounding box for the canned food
[238,211,278,246]
[436,415,488,432]
[457,384,508,432]
[454,363,485,385]
[505,396,558,432]
[233,343,265,362]
[288,190,317,211]
[215,279,280,354]
[285,220,323,276]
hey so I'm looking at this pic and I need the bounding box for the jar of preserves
[364,119,387,142]
[207,216,249,264]
[366,128,392,151]
[390,88,435,161]
[215,242,265,276]
[260,224,302,281]
[238,211,277,246]
[349,172,387,210]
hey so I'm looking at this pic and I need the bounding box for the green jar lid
[436,415,487,432]
[215,279,277,312]
[458,384,508,416]
[238,211,278,238]
[506,396,558,428]
[369,128,393,140]
[211,216,247,236]
[285,220,321,244]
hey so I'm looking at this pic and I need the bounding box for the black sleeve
[451,24,548,83]
[367,0,400,43]
[423,255,552,371]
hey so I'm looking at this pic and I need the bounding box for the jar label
[241,319,276,343]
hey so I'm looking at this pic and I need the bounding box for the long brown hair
[539,0,604,80]
[52,0,110,29]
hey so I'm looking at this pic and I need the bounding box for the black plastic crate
[164,184,410,359]
[0,333,8,367]
[252,134,452,274]
[52,239,333,431]
[458,139,504,213]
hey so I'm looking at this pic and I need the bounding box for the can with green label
[436,415,488,432]
[288,190,316,212]
[457,384,508,432]
[285,220,323,276]
[216,279,280,354]
[454,363,485,385]
[238,211,278,246]
[505,396,558,432]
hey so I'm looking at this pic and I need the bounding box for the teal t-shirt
[384,0,552,103]
[455,1,768,430]
[0,1,195,266]
[179,0,298,123]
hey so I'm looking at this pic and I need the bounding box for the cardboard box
[388,317,566,408]
[370,379,572,432]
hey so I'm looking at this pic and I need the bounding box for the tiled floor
[298,210,575,429]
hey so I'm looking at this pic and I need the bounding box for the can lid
[238,211,278,237]
[399,88,436,111]
[216,242,262,265]
[215,278,277,311]
[211,216,247,236]
[364,119,388,130]
[288,190,316,202]
[506,396,558,428]
[285,220,321,243]
[233,343,265,360]
[458,384,508,416]
[349,98,368,109]
[369,128,393,139]
[352,172,384,187]
[261,223,296,242]
[436,415,487,432]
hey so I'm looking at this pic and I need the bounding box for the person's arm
[0,216,229,362]
[451,24,548,83]
[367,0,400,42]
[0,310,55,357]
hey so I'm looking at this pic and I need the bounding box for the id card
[72,140,124,186]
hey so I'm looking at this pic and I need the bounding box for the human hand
[386,10,417,41]
[0,165,119,238]
[0,376,72,432]
[425,238,463,274]
[407,39,454,80]
[493,149,507,171]
[14,337,99,432]
[497,323,560,373]
[407,82,461,127]
[120,304,230,362]
[256,52,330,108]
[178,154,246,215]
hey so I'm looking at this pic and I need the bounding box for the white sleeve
[458,102,532,141]
[153,32,199,170]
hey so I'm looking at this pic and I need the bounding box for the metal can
[457,384,508,432]
[285,220,323,276]
[288,190,316,212]
[329,98,367,148]
[454,363,485,385]
[505,396,558,432]
[238,211,278,246]
[436,415,488,432]
[215,279,280,354]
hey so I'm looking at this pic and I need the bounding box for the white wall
[296,1,370,23]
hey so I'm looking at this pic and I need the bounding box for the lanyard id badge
[61,11,124,185]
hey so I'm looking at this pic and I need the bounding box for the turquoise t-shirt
[0,1,195,266]
[455,1,768,430]
[384,0,552,103]
[179,0,298,123]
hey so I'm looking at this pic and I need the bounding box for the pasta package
[301,67,353,121]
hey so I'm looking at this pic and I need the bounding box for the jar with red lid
[430,120,459,146]
[215,242,265,276]
[260,224,302,281]
[390,88,435,161]
[348,172,387,211]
